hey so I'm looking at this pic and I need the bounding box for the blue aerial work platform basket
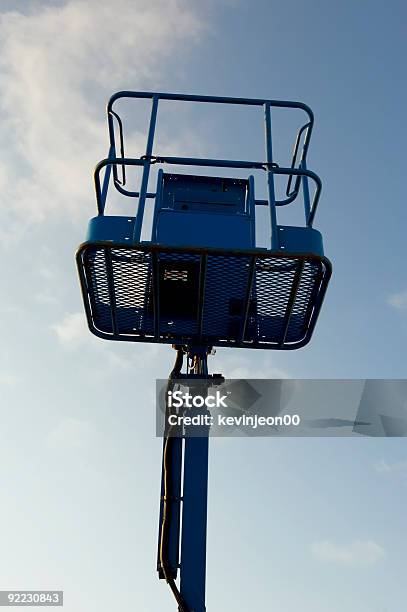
[76,92,331,351]
[76,91,332,612]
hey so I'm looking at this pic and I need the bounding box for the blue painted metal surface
[153,173,255,249]
[180,431,209,611]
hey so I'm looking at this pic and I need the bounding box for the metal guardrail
[95,158,322,230]
[98,91,321,247]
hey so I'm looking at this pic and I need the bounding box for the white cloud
[226,363,289,378]
[0,372,21,386]
[374,459,407,474]
[388,290,407,311]
[50,311,163,376]
[213,351,290,379]
[35,291,59,305]
[311,539,385,567]
[47,417,99,451]
[51,311,88,347]
[0,0,204,242]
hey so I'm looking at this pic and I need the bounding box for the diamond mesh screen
[77,243,331,350]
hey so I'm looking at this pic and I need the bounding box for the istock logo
[167,390,228,409]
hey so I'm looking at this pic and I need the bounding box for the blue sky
[0,1,406,611]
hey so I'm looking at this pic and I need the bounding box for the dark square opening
[158,260,200,319]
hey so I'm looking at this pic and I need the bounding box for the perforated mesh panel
[203,255,252,340]
[78,243,331,350]
[111,249,154,336]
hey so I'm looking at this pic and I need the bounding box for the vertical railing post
[247,175,256,245]
[264,103,279,250]
[133,95,159,242]
[98,145,114,215]
[301,159,311,226]
[107,107,119,185]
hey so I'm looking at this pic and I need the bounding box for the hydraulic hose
[159,349,189,612]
